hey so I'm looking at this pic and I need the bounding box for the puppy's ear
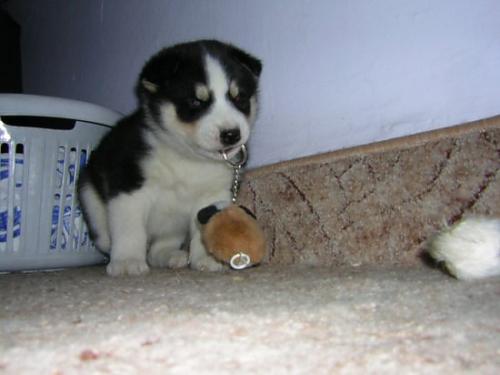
[228,46,262,77]
[197,205,221,225]
[136,49,181,97]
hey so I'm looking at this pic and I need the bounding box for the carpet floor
[1,265,499,374]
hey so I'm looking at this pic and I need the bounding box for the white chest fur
[141,145,233,238]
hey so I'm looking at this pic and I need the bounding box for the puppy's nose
[220,128,241,146]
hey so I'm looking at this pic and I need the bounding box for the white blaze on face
[195,55,251,154]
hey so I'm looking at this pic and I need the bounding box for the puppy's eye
[187,98,202,109]
[231,94,250,110]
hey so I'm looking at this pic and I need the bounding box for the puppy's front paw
[190,254,226,272]
[148,249,189,269]
[189,232,226,271]
[107,259,150,276]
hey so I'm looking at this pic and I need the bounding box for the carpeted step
[239,116,500,266]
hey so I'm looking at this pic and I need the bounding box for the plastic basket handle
[0,94,121,127]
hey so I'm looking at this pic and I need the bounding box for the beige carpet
[1,265,499,374]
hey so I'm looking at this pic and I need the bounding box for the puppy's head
[138,40,262,160]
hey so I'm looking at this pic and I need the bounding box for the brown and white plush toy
[197,201,266,269]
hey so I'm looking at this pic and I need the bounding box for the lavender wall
[5,0,500,167]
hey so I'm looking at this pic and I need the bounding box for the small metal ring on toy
[222,144,248,168]
[230,252,251,270]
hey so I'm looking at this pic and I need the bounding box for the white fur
[141,141,233,271]
[86,54,256,276]
[106,190,150,276]
[428,217,500,280]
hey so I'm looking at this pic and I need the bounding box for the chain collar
[222,144,248,203]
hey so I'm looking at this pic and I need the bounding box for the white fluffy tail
[427,217,500,280]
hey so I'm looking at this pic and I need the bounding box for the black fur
[79,110,150,201]
[197,205,220,225]
[138,42,210,124]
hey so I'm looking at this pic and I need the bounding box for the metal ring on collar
[222,144,248,168]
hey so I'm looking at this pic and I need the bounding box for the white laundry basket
[0,94,120,272]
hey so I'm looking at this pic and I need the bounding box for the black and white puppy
[78,40,262,276]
